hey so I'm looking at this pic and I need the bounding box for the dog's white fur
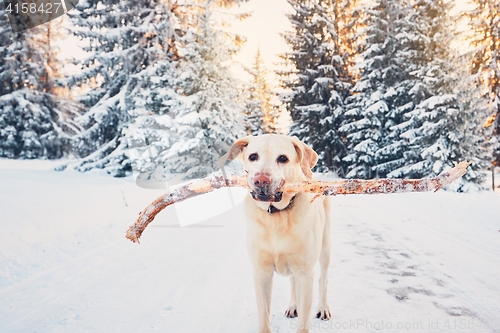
[222,134,331,333]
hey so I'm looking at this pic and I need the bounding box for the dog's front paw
[316,307,331,320]
[285,305,298,318]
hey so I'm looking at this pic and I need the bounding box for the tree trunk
[493,164,496,191]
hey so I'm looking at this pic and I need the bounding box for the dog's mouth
[250,191,283,202]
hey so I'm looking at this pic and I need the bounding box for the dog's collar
[267,195,297,215]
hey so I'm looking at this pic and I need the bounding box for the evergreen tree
[65,0,177,176]
[375,0,445,179]
[66,0,247,178]
[162,0,246,179]
[389,0,488,187]
[350,0,487,189]
[0,8,78,159]
[465,0,500,166]
[121,55,184,183]
[244,47,275,135]
[341,0,488,188]
[244,80,264,136]
[279,0,352,173]
[336,0,363,86]
[340,0,409,179]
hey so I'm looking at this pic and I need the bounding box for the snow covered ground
[0,159,499,333]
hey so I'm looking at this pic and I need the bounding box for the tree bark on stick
[126,161,471,243]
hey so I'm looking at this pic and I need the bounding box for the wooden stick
[126,173,249,243]
[126,161,471,243]
[288,161,472,196]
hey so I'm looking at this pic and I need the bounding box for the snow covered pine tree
[65,0,180,176]
[279,0,356,174]
[388,0,489,189]
[341,0,411,179]
[152,0,247,179]
[66,0,247,179]
[244,47,276,136]
[0,5,78,159]
[465,0,500,175]
[341,0,488,189]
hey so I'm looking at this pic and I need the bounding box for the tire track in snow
[332,195,499,333]
[379,221,500,332]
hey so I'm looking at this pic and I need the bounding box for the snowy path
[0,161,499,333]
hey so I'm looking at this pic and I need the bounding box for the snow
[1,160,499,333]
[364,100,388,116]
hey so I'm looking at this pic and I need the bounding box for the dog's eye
[248,153,259,162]
[277,155,289,163]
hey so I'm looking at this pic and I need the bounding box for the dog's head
[219,134,318,210]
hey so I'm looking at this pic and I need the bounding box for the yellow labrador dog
[220,134,331,333]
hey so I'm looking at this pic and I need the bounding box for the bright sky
[230,0,292,87]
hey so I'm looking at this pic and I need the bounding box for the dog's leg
[285,276,298,318]
[316,210,332,320]
[316,243,331,320]
[294,270,314,333]
[253,267,274,333]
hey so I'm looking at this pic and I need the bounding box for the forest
[1,0,499,191]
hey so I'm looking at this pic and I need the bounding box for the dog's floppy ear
[218,136,252,168]
[291,136,318,179]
